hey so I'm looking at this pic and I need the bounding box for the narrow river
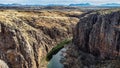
[47,48,66,68]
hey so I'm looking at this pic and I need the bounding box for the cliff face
[73,10,120,59]
[0,10,81,68]
[64,9,120,68]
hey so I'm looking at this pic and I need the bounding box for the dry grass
[0,10,82,29]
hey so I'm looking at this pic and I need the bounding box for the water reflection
[47,48,66,68]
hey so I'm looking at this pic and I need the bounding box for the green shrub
[46,39,71,61]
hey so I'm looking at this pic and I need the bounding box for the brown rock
[73,9,120,59]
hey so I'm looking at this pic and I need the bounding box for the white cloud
[0,0,120,5]
[0,0,25,4]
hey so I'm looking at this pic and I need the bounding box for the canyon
[0,9,82,68]
[0,8,120,68]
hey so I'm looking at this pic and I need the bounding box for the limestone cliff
[64,9,120,68]
[0,10,81,68]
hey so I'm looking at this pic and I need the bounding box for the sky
[0,0,120,5]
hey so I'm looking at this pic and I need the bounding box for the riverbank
[46,39,72,61]
[62,44,120,68]
[47,48,67,68]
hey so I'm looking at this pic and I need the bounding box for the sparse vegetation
[0,9,82,68]
[98,9,120,15]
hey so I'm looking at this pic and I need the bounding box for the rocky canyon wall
[0,10,81,68]
[64,9,120,68]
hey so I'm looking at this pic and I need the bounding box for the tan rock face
[0,10,81,68]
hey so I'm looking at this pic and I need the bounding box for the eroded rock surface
[64,9,120,68]
[73,9,120,59]
[0,10,81,68]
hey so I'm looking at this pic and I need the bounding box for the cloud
[0,0,120,5]
[0,0,26,4]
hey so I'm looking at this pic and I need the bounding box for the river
[47,48,66,68]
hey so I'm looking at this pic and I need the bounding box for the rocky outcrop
[64,9,120,68]
[73,9,120,59]
[0,10,81,68]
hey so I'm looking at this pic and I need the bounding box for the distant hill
[69,3,91,6]
[0,3,120,8]
[0,3,22,7]
[101,3,120,6]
